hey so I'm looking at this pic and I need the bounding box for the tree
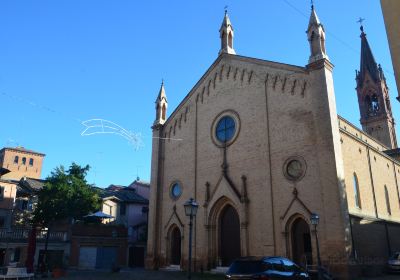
[33,163,101,225]
[33,163,101,271]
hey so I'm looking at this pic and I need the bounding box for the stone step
[210,266,229,274]
[160,265,181,271]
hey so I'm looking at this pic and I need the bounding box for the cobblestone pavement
[60,269,400,280]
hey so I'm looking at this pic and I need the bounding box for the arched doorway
[219,205,240,266]
[170,227,181,265]
[291,218,312,268]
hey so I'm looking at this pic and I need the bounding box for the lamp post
[310,213,322,280]
[184,198,198,280]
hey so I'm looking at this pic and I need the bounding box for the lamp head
[184,198,199,217]
[310,213,320,226]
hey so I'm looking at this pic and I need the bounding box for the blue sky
[0,0,398,187]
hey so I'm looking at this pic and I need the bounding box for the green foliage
[33,163,101,227]
[14,209,34,226]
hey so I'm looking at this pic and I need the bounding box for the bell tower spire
[306,4,329,64]
[219,9,235,55]
[154,80,168,126]
[355,24,397,149]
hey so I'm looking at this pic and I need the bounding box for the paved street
[63,269,224,280]
[359,275,400,280]
[60,269,400,280]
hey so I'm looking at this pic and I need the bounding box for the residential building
[100,179,149,267]
[0,146,45,229]
[0,147,69,269]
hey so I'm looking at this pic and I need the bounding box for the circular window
[211,110,240,147]
[170,182,182,199]
[283,157,306,182]
[216,116,236,143]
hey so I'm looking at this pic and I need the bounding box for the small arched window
[310,31,318,54]
[161,104,166,120]
[384,185,391,215]
[14,156,19,164]
[22,157,26,165]
[228,32,233,49]
[321,34,326,54]
[353,173,361,209]
[221,31,225,49]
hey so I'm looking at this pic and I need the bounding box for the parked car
[225,256,310,280]
[387,252,400,273]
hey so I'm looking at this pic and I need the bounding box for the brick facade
[146,9,399,280]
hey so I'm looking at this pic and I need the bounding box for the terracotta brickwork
[0,147,45,180]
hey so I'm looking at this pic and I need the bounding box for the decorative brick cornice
[306,58,334,72]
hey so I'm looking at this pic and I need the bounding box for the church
[146,6,400,279]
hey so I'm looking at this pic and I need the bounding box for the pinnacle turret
[156,80,167,103]
[306,5,328,64]
[154,80,168,126]
[219,10,236,55]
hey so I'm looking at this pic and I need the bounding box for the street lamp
[310,213,322,280]
[184,198,199,280]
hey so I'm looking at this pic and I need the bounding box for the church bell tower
[356,25,397,149]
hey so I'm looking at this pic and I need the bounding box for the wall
[0,180,17,229]
[0,180,17,210]
[69,224,128,268]
[102,199,119,224]
[339,116,400,275]
[339,116,400,222]
[350,216,400,275]
[126,204,147,243]
[127,204,147,228]
[134,185,150,199]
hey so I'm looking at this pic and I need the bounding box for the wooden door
[291,218,313,267]
[170,227,181,265]
[220,205,241,266]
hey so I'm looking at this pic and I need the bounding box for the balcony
[0,228,68,243]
